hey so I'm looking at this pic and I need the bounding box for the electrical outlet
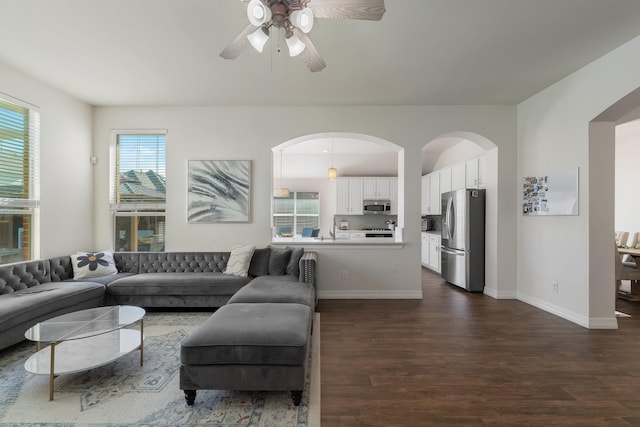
[552,281,559,293]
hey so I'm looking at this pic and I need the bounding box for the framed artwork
[522,167,578,216]
[187,160,251,223]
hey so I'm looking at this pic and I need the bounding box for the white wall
[430,140,487,172]
[93,105,517,298]
[615,120,640,235]
[0,62,94,259]
[518,35,640,328]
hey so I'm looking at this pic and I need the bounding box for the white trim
[110,129,167,135]
[0,91,39,111]
[517,292,618,329]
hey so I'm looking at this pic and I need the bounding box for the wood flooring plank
[319,268,640,426]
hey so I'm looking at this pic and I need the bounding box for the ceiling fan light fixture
[290,8,314,33]
[247,26,270,52]
[247,0,271,26]
[286,34,306,57]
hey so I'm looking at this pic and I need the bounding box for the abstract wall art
[187,160,251,223]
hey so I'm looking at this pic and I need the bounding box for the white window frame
[0,93,40,261]
[110,130,167,251]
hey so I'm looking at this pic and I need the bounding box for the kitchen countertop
[271,237,403,246]
[421,230,441,236]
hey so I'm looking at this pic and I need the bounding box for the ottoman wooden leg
[291,390,302,406]
[184,389,196,405]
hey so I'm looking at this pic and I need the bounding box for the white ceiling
[2,0,640,107]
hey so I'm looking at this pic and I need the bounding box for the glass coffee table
[24,305,145,400]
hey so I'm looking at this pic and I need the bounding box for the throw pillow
[248,247,271,277]
[268,247,292,276]
[286,246,305,277]
[224,245,256,277]
[71,250,118,280]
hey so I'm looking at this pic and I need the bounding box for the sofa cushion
[138,252,229,273]
[71,250,118,279]
[268,247,291,276]
[286,247,304,278]
[224,245,255,277]
[0,281,106,333]
[106,272,252,296]
[227,275,315,306]
[180,303,311,366]
[0,260,51,294]
[248,247,271,277]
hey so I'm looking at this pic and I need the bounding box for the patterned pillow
[71,250,118,280]
[225,245,256,277]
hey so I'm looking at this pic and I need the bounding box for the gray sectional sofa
[0,248,317,351]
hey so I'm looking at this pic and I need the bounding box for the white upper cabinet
[363,178,392,199]
[439,168,452,194]
[429,172,441,215]
[388,177,398,214]
[336,178,364,215]
[451,163,466,191]
[465,155,487,189]
[421,175,430,215]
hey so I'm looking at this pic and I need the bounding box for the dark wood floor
[317,268,640,426]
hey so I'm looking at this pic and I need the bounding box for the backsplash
[422,215,442,232]
[334,215,398,230]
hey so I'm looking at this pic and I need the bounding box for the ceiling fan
[220,0,386,72]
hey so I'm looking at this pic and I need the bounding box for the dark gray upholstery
[227,275,315,306]
[181,303,311,365]
[268,247,291,275]
[137,252,229,273]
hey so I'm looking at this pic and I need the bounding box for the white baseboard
[318,290,423,299]
[483,287,517,299]
[517,292,618,329]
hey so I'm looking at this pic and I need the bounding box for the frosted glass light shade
[290,8,314,33]
[328,167,337,180]
[286,34,306,57]
[274,187,290,197]
[247,27,270,52]
[247,0,272,26]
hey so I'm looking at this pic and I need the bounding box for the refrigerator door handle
[441,246,465,256]
[445,196,454,241]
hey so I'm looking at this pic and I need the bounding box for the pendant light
[275,149,290,197]
[328,139,337,180]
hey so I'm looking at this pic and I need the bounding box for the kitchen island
[271,236,403,246]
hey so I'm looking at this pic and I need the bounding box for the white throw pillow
[71,250,118,280]
[224,245,256,277]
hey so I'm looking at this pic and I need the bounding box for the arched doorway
[421,132,500,296]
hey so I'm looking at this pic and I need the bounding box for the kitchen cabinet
[336,178,364,215]
[451,163,466,191]
[439,168,452,194]
[363,178,392,199]
[428,234,441,272]
[429,172,441,215]
[421,175,430,215]
[421,232,441,273]
[465,156,487,189]
[421,233,430,266]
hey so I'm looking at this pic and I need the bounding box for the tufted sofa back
[136,252,230,273]
[0,260,51,295]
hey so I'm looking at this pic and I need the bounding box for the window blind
[112,133,166,208]
[0,97,39,209]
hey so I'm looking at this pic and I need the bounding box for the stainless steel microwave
[363,199,391,214]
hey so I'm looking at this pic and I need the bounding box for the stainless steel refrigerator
[441,189,486,292]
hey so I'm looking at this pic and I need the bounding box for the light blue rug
[0,312,320,427]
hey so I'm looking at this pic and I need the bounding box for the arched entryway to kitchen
[270,132,420,300]
[421,131,500,297]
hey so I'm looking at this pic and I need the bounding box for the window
[273,192,319,236]
[111,132,166,252]
[0,96,39,263]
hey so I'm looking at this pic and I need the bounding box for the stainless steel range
[361,228,394,238]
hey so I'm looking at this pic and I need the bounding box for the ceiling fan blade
[296,30,327,72]
[309,0,386,20]
[219,24,258,60]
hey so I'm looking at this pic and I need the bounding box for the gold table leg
[139,318,144,367]
[49,342,56,401]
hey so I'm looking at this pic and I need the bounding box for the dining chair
[301,227,313,238]
[616,231,630,247]
[615,242,640,298]
[623,232,640,264]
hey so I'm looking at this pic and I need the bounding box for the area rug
[0,311,320,427]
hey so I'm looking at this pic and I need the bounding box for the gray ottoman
[180,302,312,406]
